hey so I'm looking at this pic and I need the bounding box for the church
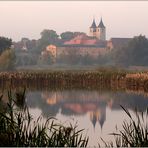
[54,18,108,59]
[89,18,106,41]
[63,17,106,46]
[42,17,131,61]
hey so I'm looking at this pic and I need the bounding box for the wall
[56,46,108,58]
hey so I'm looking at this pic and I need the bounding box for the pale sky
[0,1,148,41]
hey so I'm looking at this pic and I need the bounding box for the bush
[0,49,16,71]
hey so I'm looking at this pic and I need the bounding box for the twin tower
[89,18,106,41]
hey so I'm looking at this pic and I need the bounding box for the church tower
[96,18,106,41]
[89,18,97,37]
[89,17,106,41]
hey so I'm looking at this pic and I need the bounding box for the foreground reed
[101,106,148,147]
[0,90,88,147]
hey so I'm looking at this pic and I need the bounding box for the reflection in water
[89,106,106,130]
[1,88,147,146]
[26,90,148,132]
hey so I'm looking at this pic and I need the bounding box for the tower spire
[90,16,96,28]
[98,17,105,28]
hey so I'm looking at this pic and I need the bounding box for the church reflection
[26,90,148,131]
[89,105,106,130]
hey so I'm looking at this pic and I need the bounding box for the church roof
[63,34,107,47]
[90,19,97,28]
[98,18,105,28]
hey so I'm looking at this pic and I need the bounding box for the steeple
[98,17,105,28]
[89,17,106,40]
[90,18,97,28]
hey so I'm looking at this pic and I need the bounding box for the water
[24,89,148,146]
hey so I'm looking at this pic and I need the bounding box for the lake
[24,88,148,146]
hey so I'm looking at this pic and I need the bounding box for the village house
[41,45,57,63]
[41,45,57,58]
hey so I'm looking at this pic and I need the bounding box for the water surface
[25,89,148,146]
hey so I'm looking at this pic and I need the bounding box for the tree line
[111,35,148,67]
[1,31,148,70]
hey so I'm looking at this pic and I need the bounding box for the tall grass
[101,105,148,147]
[0,90,88,147]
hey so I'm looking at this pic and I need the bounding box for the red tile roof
[63,34,106,47]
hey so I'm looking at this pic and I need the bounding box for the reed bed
[2,70,148,98]
[126,72,148,88]
[1,70,148,96]
[0,70,127,90]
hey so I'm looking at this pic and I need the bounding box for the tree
[60,31,87,41]
[113,35,148,67]
[81,53,94,65]
[73,32,86,37]
[15,52,38,66]
[36,29,59,52]
[40,29,59,41]
[96,54,112,66]
[0,37,12,54]
[38,51,54,65]
[0,49,16,71]
[60,31,74,41]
